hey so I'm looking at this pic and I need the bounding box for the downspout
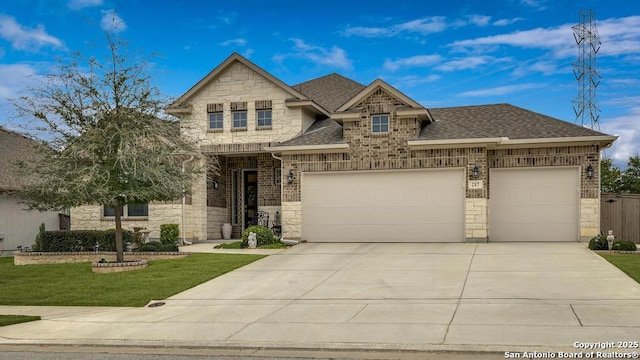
[181,156,194,246]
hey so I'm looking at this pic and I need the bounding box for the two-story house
[71,53,616,243]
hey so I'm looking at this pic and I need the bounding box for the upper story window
[207,103,224,130]
[103,203,149,218]
[232,111,247,128]
[257,110,272,127]
[230,102,248,130]
[209,112,223,129]
[372,114,389,133]
[255,100,273,129]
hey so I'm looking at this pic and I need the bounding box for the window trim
[208,111,223,129]
[371,114,390,134]
[232,110,248,129]
[256,109,272,128]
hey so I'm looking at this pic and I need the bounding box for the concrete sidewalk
[1,242,640,354]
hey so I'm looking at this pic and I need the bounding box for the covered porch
[206,152,282,240]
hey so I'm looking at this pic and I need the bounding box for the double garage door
[301,167,580,243]
[301,169,465,242]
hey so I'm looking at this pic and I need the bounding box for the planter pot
[222,223,232,240]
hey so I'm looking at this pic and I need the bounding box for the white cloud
[243,48,254,58]
[467,15,491,27]
[493,18,523,26]
[434,55,509,72]
[449,16,640,60]
[274,39,352,70]
[100,10,127,33]
[458,83,543,97]
[344,16,447,37]
[0,14,64,51]
[390,74,442,88]
[217,11,237,25]
[0,63,39,99]
[520,0,548,10]
[220,38,247,47]
[67,0,103,10]
[600,107,640,162]
[383,55,442,71]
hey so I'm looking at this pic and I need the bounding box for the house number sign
[468,180,483,190]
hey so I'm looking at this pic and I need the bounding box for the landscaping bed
[13,251,188,265]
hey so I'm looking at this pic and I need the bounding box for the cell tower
[572,9,601,130]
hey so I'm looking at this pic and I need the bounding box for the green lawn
[0,253,264,307]
[0,315,41,327]
[599,253,640,283]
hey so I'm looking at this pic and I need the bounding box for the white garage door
[301,169,465,242]
[489,167,580,242]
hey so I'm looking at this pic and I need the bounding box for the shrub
[241,226,277,248]
[159,244,178,252]
[40,230,133,252]
[588,235,609,250]
[160,224,179,245]
[138,241,161,252]
[32,223,46,251]
[612,240,637,251]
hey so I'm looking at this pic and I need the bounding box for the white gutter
[408,135,617,149]
[181,156,194,246]
[266,143,349,154]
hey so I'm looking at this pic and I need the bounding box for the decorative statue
[248,232,257,249]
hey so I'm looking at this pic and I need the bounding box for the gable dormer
[331,79,431,154]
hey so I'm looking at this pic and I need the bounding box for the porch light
[212,180,219,189]
[287,169,295,184]
[472,165,480,179]
[586,165,594,179]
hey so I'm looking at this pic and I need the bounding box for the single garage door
[489,167,580,242]
[301,169,465,242]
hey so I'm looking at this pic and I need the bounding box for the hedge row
[40,230,134,252]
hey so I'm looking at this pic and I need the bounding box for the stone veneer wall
[71,203,182,240]
[180,61,305,147]
[207,207,227,239]
[281,201,301,239]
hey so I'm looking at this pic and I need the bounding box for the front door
[243,170,258,229]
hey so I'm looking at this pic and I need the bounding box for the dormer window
[372,114,389,133]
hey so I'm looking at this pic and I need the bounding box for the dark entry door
[244,170,258,228]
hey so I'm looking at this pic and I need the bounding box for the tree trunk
[114,201,124,263]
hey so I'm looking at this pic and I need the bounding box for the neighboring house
[0,127,61,253]
[72,53,616,243]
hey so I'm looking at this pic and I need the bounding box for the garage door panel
[490,167,579,242]
[302,169,464,242]
[303,224,463,242]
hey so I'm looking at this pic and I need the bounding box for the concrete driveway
[2,242,640,352]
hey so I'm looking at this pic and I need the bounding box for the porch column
[184,158,208,241]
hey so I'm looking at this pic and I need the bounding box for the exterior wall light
[287,169,295,184]
[212,179,219,189]
[472,165,480,179]
[586,165,594,179]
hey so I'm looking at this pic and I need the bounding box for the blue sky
[1,0,639,165]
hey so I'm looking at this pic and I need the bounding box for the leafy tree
[600,158,623,193]
[11,34,204,262]
[622,155,640,194]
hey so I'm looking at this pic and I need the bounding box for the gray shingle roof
[420,103,609,140]
[291,73,365,113]
[278,118,345,146]
[0,127,39,191]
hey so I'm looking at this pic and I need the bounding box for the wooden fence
[601,193,640,243]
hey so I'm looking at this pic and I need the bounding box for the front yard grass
[0,315,41,327]
[0,253,264,307]
[599,253,640,283]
